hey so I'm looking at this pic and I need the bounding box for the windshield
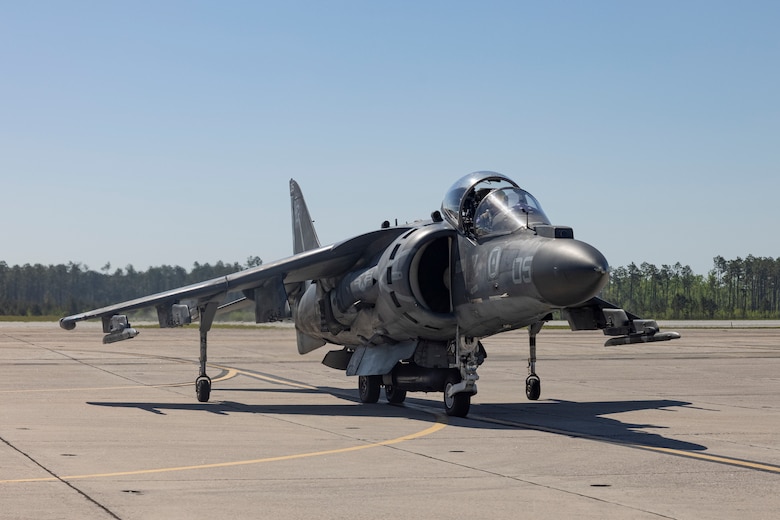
[474,187,550,237]
[441,172,517,232]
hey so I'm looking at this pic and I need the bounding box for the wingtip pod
[604,331,681,347]
[103,328,139,344]
[59,318,77,331]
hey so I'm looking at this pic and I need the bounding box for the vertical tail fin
[290,179,321,254]
[289,179,326,353]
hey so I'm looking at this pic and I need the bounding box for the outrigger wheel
[196,375,212,402]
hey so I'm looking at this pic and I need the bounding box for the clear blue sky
[2,1,777,276]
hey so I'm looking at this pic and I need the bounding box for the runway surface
[1,322,779,519]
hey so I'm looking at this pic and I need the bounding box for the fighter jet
[60,171,680,417]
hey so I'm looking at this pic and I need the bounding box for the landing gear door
[253,276,289,323]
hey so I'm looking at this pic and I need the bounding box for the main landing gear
[444,373,471,417]
[358,375,381,403]
[444,332,480,417]
[357,368,472,416]
[352,322,545,415]
[358,369,471,416]
[356,334,482,417]
[357,375,408,405]
[385,384,407,404]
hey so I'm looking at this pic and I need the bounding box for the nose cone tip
[532,240,609,307]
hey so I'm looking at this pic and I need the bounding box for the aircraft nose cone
[532,240,609,307]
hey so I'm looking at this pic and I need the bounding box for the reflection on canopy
[441,172,550,237]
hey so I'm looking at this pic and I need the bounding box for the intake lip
[531,239,609,307]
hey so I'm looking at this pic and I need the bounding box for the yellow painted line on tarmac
[1,360,447,485]
[209,364,318,390]
[469,412,780,475]
[637,445,780,474]
[0,416,447,484]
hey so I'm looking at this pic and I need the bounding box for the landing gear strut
[195,301,218,403]
[526,321,543,400]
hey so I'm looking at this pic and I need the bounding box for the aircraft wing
[60,227,411,331]
[562,296,681,346]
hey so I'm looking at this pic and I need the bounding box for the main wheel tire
[196,376,212,403]
[444,378,471,417]
[385,384,407,404]
[358,375,381,403]
[526,374,541,400]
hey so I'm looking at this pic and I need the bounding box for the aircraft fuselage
[293,219,609,348]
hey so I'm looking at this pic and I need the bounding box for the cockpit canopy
[441,171,551,237]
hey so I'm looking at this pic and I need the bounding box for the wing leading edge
[59,226,411,331]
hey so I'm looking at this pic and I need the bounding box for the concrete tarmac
[1,322,779,519]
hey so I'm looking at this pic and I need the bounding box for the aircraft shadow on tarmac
[470,398,707,452]
[87,386,705,452]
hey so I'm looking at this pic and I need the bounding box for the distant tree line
[1,255,778,319]
[0,257,262,317]
[600,256,780,319]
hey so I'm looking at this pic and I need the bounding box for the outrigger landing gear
[195,301,218,403]
[196,375,212,402]
[526,321,544,400]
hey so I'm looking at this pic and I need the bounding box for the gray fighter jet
[60,171,680,417]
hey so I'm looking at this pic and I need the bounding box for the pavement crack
[4,332,172,388]
[380,441,678,519]
[0,434,122,519]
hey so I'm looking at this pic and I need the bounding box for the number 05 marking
[512,256,533,284]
